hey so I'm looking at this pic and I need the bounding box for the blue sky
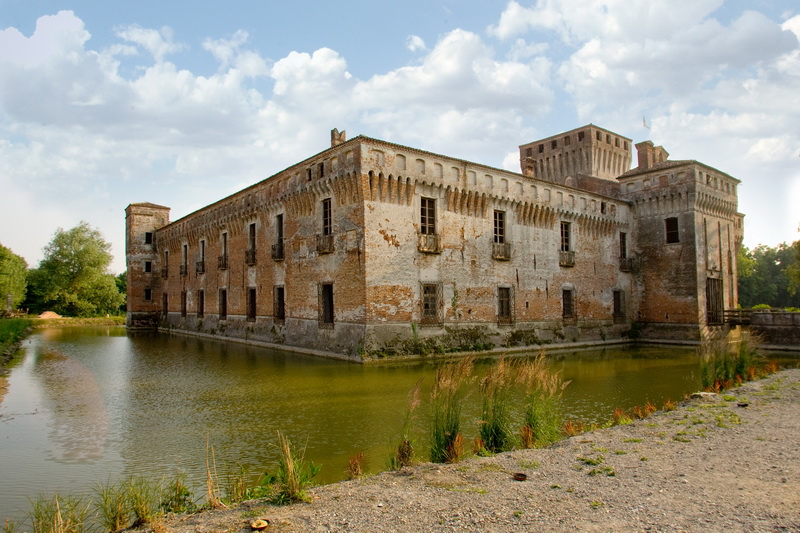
[1,0,799,274]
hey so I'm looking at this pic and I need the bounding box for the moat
[0,326,792,522]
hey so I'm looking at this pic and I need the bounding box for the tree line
[1,222,798,318]
[1,222,125,317]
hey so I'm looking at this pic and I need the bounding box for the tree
[738,242,800,309]
[787,228,800,298]
[26,222,125,316]
[0,243,28,313]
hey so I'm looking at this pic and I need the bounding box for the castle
[125,125,742,360]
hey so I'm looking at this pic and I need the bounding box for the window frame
[493,210,506,244]
[497,286,513,324]
[247,287,257,322]
[420,197,436,235]
[665,217,680,244]
[219,288,227,320]
[319,283,334,326]
[420,282,442,325]
[322,198,332,236]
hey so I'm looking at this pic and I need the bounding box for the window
[273,213,285,260]
[498,287,512,324]
[564,135,571,146]
[665,217,680,243]
[320,283,334,325]
[619,232,628,259]
[613,290,624,321]
[560,222,571,252]
[219,232,228,269]
[144,288,152,301]
[197,240,206,273]
[562,289,574,319]
[318,162,324,177]
[322,198,332,236]
[596,131,602,141]
[144,261,152,273]
[144,232,153,244]
[420,197,436,235]
[600,201,607,214]
[550,140,557,149]
[493,210,506,244]
[706,278,723,324]
[538,144,544,153]
[162,293,168,314]
[578,131,585,141]
[525,147,532,157]
[246,223,257,265]
[180,291,187,317]
[219,289,227,320]
[307,168,312,181]
[274,286,285,322]
[162,251,169,278]
[247,288,256,321]
[420,283,441,324]
[181,244,188,276]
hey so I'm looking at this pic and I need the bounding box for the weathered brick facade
[126,125,742,359]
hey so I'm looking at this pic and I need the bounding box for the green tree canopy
[26,222,124,317]
[738,241,800,308]
[0,243,28,313]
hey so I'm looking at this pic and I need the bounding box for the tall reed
[478,357,515,453]
[391,378,422,469]
[516,351,570,448]
[268,431,320,504]
[699,330,763,391]
[28,494,90,533]
[94,479,129,532]
[429,356,474,463]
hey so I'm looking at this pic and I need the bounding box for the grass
[28,494,90,533]
[478,357,515,453]
[0,318,31,355]
[267,431,321,504]
[347,452,365,480]
[390,379,422,469]
[698,330,767,391]
[429,356,474,463]
[516,351,570,447]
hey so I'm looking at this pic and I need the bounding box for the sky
[1,0,799,274]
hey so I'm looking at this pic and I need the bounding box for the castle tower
[125,203,170,329]
[519,125,632,185]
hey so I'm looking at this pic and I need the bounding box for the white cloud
[115,24,186,63]
[406,34,427,52]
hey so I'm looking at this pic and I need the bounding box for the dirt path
[161,369,800,532]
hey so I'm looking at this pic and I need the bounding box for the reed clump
[28,494,90,533]
[347,452,365,480]
[478,357,515,453]
[430,356,474,463]
[699,330,764,391]
[516,351,570,447]
[267,431,320,504]
[390,378,422,469]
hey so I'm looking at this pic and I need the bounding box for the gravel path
[161,369,800,532]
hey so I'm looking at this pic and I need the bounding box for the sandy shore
[159,368,800,532]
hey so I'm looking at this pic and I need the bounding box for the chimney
[636,141,655,169]
[331,128,346,147]
[653,145,669,164]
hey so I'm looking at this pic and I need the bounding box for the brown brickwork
[126,125,741,358]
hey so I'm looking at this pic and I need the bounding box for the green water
[0,327,784,522]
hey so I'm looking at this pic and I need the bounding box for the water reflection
[0,328,794,524]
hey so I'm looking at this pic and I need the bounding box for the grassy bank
[29,316,125,328]
[0,318,32,357]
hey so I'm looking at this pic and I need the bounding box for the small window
[219,289,227,320]
[162,293,168,314]
[596,131,602,141]
[318,162,324,177]
[307,168,312,181]
[560,222,571,252]
[320,283,334,325]
[274,286,286,322]
[180,291,187,317]
[600,201,607,214]
[493,210,506,244]
[421,283,440,324]
[550,140,557,149]
[247,288,257,321]
[613,290,624,320]
[420,197,436,235]
[144,288,152,301]
[619,232,628,259]
[144,261,152,273]
[578,131,585,141]
[498,287,512,323]
[665,217,680,244]
[615,138,620,147]
[538,144,544,153]
[144,232,153,244]
[322,198,332,236]
[197,290,205,318]
[562,289,574,319]
[525,147,532,157]
[564,136,571,146]
[606,134,611,143]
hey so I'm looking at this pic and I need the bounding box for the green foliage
[26,222,124,317]
[738,242,800,308]
[698,331,763,391]
[266,431,321,504]
[517,352,569,447]
[94,480,130,532]
[28,494,90,533]
[478,358,515,453]
[0,243,28,312]
[0,318,31,354]
[430,357,474,463]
